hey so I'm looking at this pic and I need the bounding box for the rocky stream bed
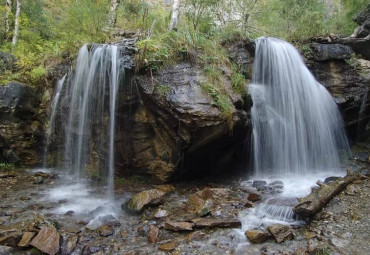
[0,154,369,255]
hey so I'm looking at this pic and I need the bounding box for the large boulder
[115,62,250,181]
[310,43,352,61]
[0,82,44,165]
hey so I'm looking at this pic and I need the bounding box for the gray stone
[310,43,352,61]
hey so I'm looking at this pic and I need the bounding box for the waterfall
[250,37,350,176]
[45,43,128,198]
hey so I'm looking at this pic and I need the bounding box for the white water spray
[45,44,126,198]
[250,37,349,176]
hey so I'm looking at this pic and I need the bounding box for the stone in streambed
[30,226,60,255]
[245,229,271,244]
[18,232,35,247]
[148,225,159,244]
[123,189,166,214]
[164,221,194,232]
[191,217,242,229]
[0,245,13,254]
[247,192,261,202]
[153,208,168,219]
[187,231,208,243]
[60,235,78,255]
[96,225,113,237]
[158,240,178,252]
[267,224,294,243]
[252,180,267,189]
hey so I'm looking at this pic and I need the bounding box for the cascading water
[45,43,129,198]
[250,37,349,176]
[237,38,351,248]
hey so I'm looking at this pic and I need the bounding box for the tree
[11,0,20,51]
[184,0,220,31]
[4,0,12,41]
[169,0,181,31]
[108,0,120,27]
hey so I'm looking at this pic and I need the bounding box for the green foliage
[0,162,15,171]
[201,82,233,117]
[156,83,171,96]
[231,68,247,95]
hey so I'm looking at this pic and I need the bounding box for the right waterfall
[250,37,350,176]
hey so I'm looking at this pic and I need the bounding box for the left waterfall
[44,43,127,198]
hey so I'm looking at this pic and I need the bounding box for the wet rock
[30,226,60,255]
[252,180,267,189]
[96,225,114,237]
[20,196,31,201]
[310,43,352,61]
[65,211,74,216]
[18,232,35,247]
[191,217,242,229]
[247,192,261,202]
[158,240,178,252]
[267,224,294,243]
[164,221,194,232]
[153,208,168,219]
[330,237,350,248]
[245,229,271,244]
[324,176,341,184]
[33,176,44,185]
[196,199,213,217]
[61,235,78,255]
[123,189,166,214]
[0,245,13,254]
[187,231,208,243]
[82,245,101,254]
[148,225,159,244]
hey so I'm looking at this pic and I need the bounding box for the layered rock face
[0,82,44,165]
[334,4,370,60]
[116,61,251,181]
[306,57,370,143]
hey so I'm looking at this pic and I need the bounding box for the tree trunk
[11,0,20,51]
[293,170,366,217]
[108,0,120,28]
[4,0,12,41]
[169,0,181,31]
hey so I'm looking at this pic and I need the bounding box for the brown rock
[267,224,294,243]
[191,218,242,229]
[247,192,261,202]
[124,189,166,214]
[148,225,159,244]
[30,226,60,255]
[158,240,178,252]
[156,184,175,194]
[187,231,207,243]
[245,229,270,244]
[96,225,113,237]
[18,232,35,247]
[164,221,194,232]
